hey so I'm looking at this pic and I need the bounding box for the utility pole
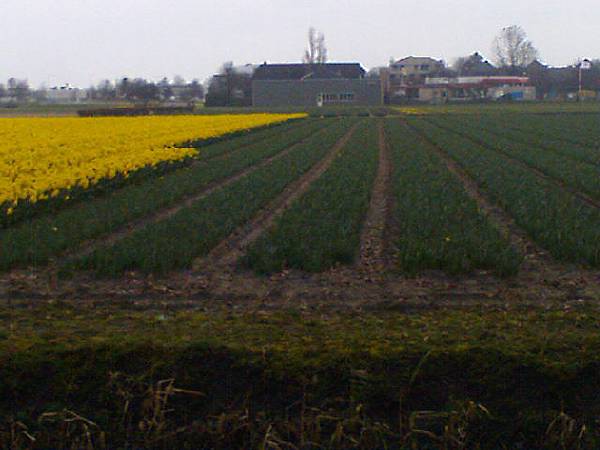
[579,59,591,101]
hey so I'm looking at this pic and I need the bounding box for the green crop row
[244,120,379,273]
[188,117,310,160]
[428,115,600,201]
[408,118,600,267]
[386,120,521,277]
[490,113,600,151]
[0,118,326,271]
[451,113,600,167]
[73,119,357,275]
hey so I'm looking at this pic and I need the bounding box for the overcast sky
[2,0,599,87]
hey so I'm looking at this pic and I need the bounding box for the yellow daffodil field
[0,113,304,214]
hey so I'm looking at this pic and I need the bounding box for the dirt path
[356,121,393,274]
[404,120,555,272]
[431,120,600,210]
[194,123,359,270]
[56,123,334,267]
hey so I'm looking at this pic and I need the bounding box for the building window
[420,64,430,71]
[339,93,355,102]
[322,93,339,103]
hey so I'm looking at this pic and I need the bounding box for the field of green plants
[0,111,599,276]
[1,107,600,448]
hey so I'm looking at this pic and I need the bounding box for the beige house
[387,56,445,99]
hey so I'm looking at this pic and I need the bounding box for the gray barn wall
[252,79,382,107]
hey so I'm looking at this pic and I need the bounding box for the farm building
[419,76,536,103]
[45,85,88,104]
[252,63,383,107]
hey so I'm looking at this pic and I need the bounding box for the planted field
[2,108,600,449]
[0,113,304,219]
[385,120,521,276]
[0,118,323,270]
[1,111,598,277]
[427,115,600,201]
[245,120,379,273]
[73,119,356,275]
[407,117,600,267]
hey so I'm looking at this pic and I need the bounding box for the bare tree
[316,31,327,63]
[303,27,327,64]
[492,25,539,69]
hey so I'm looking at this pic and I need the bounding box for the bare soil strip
[195,124,359,270]
[431,120,600,210]
[404,120,555,271]
[357,121,393,273]
[55,124,334,267]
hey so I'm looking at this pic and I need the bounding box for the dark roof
[253,63,365,80]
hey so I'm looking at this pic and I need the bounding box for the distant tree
[205,62,252,107]
[173,75,186,86]
[493,26,539,70]
[303,27,327,64]
[179,79,204,102]
[452,56,469,74]
[116,77,130,99]
[32,87,48,102]
[453,52,495,76]
[0,83,6,98]
[116,78,159,103]
[7,78,30,101]
[158,77,174,100]
[96,80,116,101]
[366,67,384,78]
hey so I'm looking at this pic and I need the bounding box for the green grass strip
[73,119,357,275]
[1,303,599,448]
[0,119,326,271]
[409,117,600,267]
[244,120,379,273]
[386,120,521,277]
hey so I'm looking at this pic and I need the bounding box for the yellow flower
[0,114,305,211]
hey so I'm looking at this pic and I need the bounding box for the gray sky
[2,0,599,87]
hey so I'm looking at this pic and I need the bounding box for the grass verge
[1,301,599,448]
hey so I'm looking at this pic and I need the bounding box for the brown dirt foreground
[2,259,599,314]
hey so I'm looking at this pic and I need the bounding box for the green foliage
[0,119,325,271]
[462,113,600,166]
[408,117,600,267]
[386,120,521,276]
[75,119,357,274]
[245,120,380,273]
[1,304,599,448]
[429,115,600,200]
